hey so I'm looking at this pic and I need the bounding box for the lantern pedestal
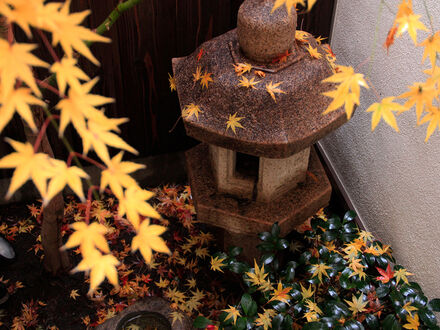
[186,143,331,260]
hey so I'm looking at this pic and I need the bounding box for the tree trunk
[23,107,71,275]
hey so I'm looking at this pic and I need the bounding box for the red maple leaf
[114,302,128,312]
[376,264,394,283]
[197,48,205,62]
[272,50,292,64]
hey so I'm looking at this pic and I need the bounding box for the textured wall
[319,0,440,298]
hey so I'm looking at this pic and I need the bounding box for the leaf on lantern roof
[193,66,202,82]
[295,30,310,43]
[233,62,252,76]
[266,81,286,102]
[170,311,185,326]
[226,112,245,134]
[316,35,327,45]
[255,70,266,78]
[168,73,176,92]
[0,88,45,133]
[132,219,170,264]
[271,0,305,16]
[238,76,261,89]
[50,57,90,95]
[200,70,213,89]
[306,44,322,59]
[182,103,203,121]
[0,39,48,97]
[366,96,405,132]
[0,139,53,200]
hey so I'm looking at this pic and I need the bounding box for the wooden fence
[0,0,335,178]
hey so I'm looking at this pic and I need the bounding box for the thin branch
[37,29,59,62]
[67,151,106,171]
[367,0,385,78]
[422,0,435,34]
[36,79,60,97]
[33,115,60,153]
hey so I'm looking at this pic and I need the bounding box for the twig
[67,152,106,171]
[36,79,60,97]
[37,29,59,62]
[33,115,60,153]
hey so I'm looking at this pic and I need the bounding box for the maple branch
[85,186,99,224]
[7,23,13,44]
[422,0,435,34]
[36,79,60,97]
[67,152,106,171]
[37,29,59,62]
[33,115,60,153]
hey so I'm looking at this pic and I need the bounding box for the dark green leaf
[230,261,249,274]
[376,285,390,298]
[409,282,422,292]
[343,210,357,222]
[341,233,357,243]
[390,288,404,308]
[419,308,438,327]
[229,246,243,257]
[429,298,440,312]
[285,264,295,282]
[290,289,302,301]
[381,315,401,330]
[414,294,428,307]
[318,245,329,258]
[240,294,252,315]
[322,230,338,242]
[193,316,213,328]
[258,232,272,241]
[343,222,358,233]
[343,319,364,330]
[321,317,336,328]
[271,222,280,238]
[365,314,380,329]
[276,239,289,250]
[281,315,293,330]
[327,286,338,299]
[325,300,350,318]
[248,301,257,317]
[271,301,288,312]
[261,253,274,265]
[303,322,327,330]
[236,316,247,330]
[257,242,275,252]
[299,251,312,264]
[271,314,284,330]
[328,216,342,230]
[293,303,303,315]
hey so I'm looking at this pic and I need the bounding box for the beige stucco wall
[319,0,440,299]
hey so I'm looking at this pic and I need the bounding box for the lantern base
[186,143,331,244]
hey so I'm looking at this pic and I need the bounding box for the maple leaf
[0,0,48,37]
[358,230,374,242]
[403,313,420,330]
[100,152,144,199]
[255,70,266,78]
[316,36,327,44]
[305,300,323,315]
[197,48,205,61]
[399,81,437,124]
[50,58,90,95]
[322,65,368,119]
[246,260,268,286]
[300,283,315,300]
[193,66,202,82]
[0,139,53,199]
[238,76,261,89]
[132,219,170,263]
[165,287,186,304]
[419,32,440,67]
[210,256,226,272]
[255,309,277,330]
[62,222,110,256]
[81,114,138,162]
[50,0,110,65]
[223,305,241,325]
[403,302,418,317]
[376,264,394,284]
[233,62,252,76]
[272,50,292,64]
[396,13,427,45]
[186,278,196,289]
[272,0,305,15]
[169,311,184,326]
[74,249,120,294]
[155,277,170,288]
[168,73,176,92]
[266,81,286,102]
[419,105,440,141]
[45,159,88,205]
[0,39,48,97]
[0,88,45,133]
[200,70,213,89]
[226,113,245,134]
[310,263,332,283]
[394,267,414,285]
[182,103,203,121]
[306,44,322,59]
[268,281,292,304]
[345,293,368,315]
[366,96,405,132]
[296,30,310,43]
[70,289,80,300]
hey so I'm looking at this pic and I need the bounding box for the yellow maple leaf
[132,219,170,263]
[50,57,90,95]
[0,0,48,37]
[182,103,203,121]
[50,0,110,65]
[0,39,48,97]
[62,221,110,256]
[80,114,138,162]
[399,81,437,123]
[223,305,241,325]
[70,289,80,300]
[45,159,88,205]
[200,70,213,89]
[255,309,277,330]
[0,87,44,133]
[305,300,323,315]
[295,30,310,43]
[322,65,369,119]
[266,81,286,102]
[396,13,427,45]
[100,152,144,199]
[233,62,252,76]
[403,302,418,317]
[246,260,268,286]
[186,278,196,289]
[118,186,160,229]
[168,73,176,92]
[403,313,420,330]
[0,139,53,199]
[304,311,319,322]
[419,32,440,68]
[394,268,414,285]
[310,263,332,283]
[226,113,245,134]
[300,283,315,300]
[155,277,170,288]
[73,249,120,294]
[193,65,203,82]
[165,287,186,304]
[419,105,440,141]
[210,256,226,272]
[344,293,368,315]
[238,76,261,89]
[169,311,184,326]
[366,96,406,132]
[272,0,305,16]
[306,44,322,59]
[268,281,292,304]
[56,78,114,136]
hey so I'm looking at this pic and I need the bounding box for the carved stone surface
[172,29,346,159]
[96,297,193,330]
[186,143,331,236]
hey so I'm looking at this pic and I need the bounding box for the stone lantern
[172,0,347,257]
